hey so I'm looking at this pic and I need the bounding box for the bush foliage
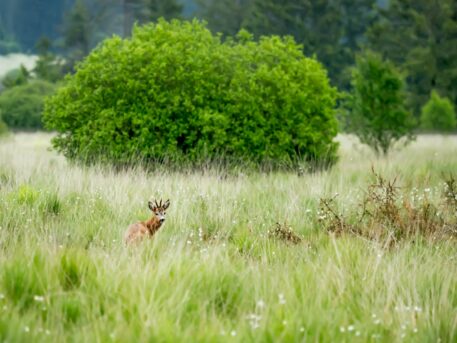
[1,65,29,89]
[0,80,57,129]
[345,51,415,155]
[420,91,456,132]
[43,19,339,169]
[0,113,7,136]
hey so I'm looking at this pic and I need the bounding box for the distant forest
[1,0,455,114]
[0,0,388,53]
[0,1,203,51]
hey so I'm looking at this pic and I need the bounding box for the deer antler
[151,198,170,210]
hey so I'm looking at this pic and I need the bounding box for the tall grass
[0,133,456,342]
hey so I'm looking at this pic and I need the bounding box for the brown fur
[124,216,162,244]
[124,199,170,245]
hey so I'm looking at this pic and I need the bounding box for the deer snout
[158,214,166,223]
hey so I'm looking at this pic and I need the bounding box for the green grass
[0,132,456,342]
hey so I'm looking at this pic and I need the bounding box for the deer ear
[164,199,170,210]
[148,201,155,211]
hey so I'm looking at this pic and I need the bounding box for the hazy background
[0,0,456,136]
[0,0,396,91]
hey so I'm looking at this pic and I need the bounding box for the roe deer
[124,199,170,244]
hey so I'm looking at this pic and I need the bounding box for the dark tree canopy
[368,0,457,115]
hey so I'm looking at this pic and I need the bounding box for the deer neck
[145,216,162,234]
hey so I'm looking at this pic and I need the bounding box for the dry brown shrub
[443,174,457,209]
[318,169,457,246]
[268,222,303,244]
[318,196,360,236]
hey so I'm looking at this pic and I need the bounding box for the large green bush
[0,80,57,129]
[44,19,339,169]
[420,91,456,132]
[345,51,415,155]
[0,113,7,136]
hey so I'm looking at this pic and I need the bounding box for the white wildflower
[246,313,261,329]
[33,295,45,302]
[278,293,286,305]
[256,299,265,309]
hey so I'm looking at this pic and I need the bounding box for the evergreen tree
[145,0,183,21]
[62,0,122,71]
[195,0,252,36]
[368,0,457,114]
[63,0,92,68]
[33,37,64,82]
[339,0,377,87]
[245,0,342,85]
[245,0,376,88]
[124,0,183,32]
[0,0,73,52]
[0,16,20,53]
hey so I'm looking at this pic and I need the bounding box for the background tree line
[2,0,456,115]
[1,0,456,145]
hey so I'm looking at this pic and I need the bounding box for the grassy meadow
[0,132,456,342]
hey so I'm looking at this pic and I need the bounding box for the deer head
[148,199,170,224]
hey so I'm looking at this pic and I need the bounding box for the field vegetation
[1,3,456,341]
[0,133,456,342]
